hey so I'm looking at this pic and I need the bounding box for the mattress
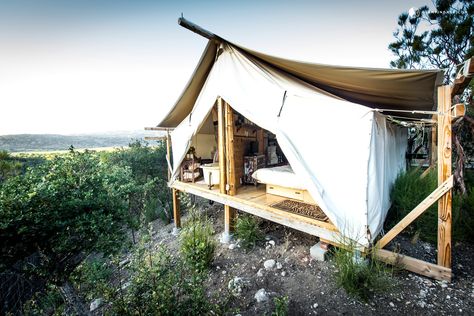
[251,165,305,190]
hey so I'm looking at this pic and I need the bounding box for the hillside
[0,131,164,153]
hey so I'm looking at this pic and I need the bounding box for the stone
[313,303,318,308]
[228,277,245,295]
[229,243,236,250]
[281,271,287,277]
[257,269,264,277]
[389,302,395,308]
[310,242,328,261]
[220,232,233,244]
[121,281,131,290]
[269,240,275,247]
[254,288,269,303]
[264,259,276,270]
[441,283,448,288]
[90,298,103,312]
[222,270,227,275]
[171,227,180,236]
[119,258,130,267]
[276,262,283,270]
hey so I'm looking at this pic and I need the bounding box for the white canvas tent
[151,18,474,281]
[168,43,412,246]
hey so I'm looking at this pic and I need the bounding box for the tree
[388,0,474,193]
[0,150,133,313]
[0,151,22,182]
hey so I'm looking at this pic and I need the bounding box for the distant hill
[0,131,165,153]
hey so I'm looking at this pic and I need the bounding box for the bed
[251,165,315,203]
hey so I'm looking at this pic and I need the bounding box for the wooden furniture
[266,184,315,204]
[180,151,201,183]
[243,154,265,185]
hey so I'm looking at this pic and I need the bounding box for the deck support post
[172,188,181,234]
[222,100,237,241]
[437,85,453,269]
[166,130,172,180]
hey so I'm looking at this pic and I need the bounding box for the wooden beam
[224,101,237,232]
[376,175,453,249]
[217,98,226,194]
[430,117,437,166]
[451,103,466,120]
[166,131,171,180]
[145,127,174,131]
[171,181,343,245]
[144,136,166,141]
[451,57,474,97]
[178,17,221,42]
[224,102,237,195]
[437,85,453,269]
[172,188,181,228]
[375,249,452,282]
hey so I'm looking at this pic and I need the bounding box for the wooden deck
[171,180,341,244]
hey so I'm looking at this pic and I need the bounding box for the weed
[332,242,394,302]
[272,295,289,316]
[235,214,264,250]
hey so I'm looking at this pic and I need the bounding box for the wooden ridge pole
[437,85,453,269]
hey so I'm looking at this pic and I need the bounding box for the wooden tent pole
[437,85,453,268]
[224,101,237,233]
[217,97,227,194]
[172,188,181,229]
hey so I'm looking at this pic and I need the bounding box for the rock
[222,270,227,275]
[281,271,287,277]
[313,303,318,308]
[389,302,395,308]
[264,259,276,270]
[419,289,427,298]
[216,266,221,270]
[265,236,271,241]
[254,288,269,303]
[276,262,283,269]
[257,268,264,277]
[269,240,275,247]
[90,298,103,312]
[265,245,271,250]
[417,301,426,308]
[228,277,245,295]
[229,243,236,250]
[119,258,130,267]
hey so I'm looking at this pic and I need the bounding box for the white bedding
[251,165,306,190]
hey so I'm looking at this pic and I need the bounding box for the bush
[235,214,263,249]
[71,256,113,301]
[332,242,394,302]
[387,168,473,243]
[180,214,216,272]
[108,242,216,315]
[272,295,289,316]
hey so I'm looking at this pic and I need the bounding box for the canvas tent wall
[166,43,411,246]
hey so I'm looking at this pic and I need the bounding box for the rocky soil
[118,198,474,315]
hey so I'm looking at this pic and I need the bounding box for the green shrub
[387,168,469,243]
[22,284,65,316]
[235,214,263,250]
[272,295,289,316]
[71,256,113,301]
[108,243,216,316]
[332,243,394,302]
[179,198,216,272]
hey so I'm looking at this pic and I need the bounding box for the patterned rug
[271,199,329,222]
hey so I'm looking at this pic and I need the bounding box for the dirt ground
[149,198,474,315]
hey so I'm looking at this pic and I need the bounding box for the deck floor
[173,180,336,233]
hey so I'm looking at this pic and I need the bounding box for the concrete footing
[220,231,233,244]
[171,227,181,236]
[310,242,329,261]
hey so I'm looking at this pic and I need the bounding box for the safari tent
[149,18,473,281]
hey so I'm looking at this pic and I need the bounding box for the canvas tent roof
[158,32,444,128]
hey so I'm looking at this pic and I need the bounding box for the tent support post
[166,131,172,180]
[172,188,181,229]
[437,85,453,269]
[224,100,237,234]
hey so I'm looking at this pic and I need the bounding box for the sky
[0,0,435,135]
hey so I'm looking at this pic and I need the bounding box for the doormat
[271,199,329,222]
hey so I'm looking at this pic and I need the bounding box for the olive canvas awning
[158,30,444,128]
